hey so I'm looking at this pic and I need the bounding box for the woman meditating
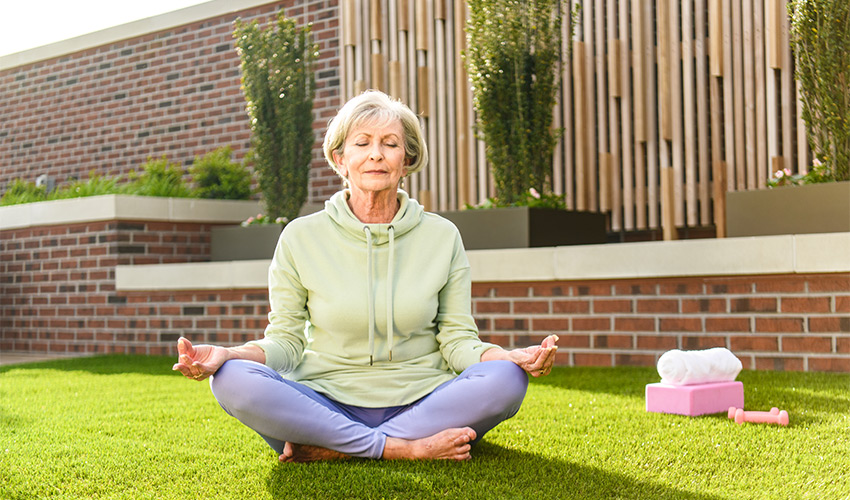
[172,90,558,462]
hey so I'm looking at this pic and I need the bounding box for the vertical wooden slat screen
[340,0,810,233]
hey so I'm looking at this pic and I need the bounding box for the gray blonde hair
[323,90,428,178]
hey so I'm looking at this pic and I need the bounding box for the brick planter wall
[0,0,342,203]
[0,220,220,354]
[472,275,850,372]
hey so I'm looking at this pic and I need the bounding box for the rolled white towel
[657,347,742,386]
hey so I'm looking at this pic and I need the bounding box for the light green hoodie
[249,189,498,407]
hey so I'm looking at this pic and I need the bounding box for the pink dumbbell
[727,407,789,426]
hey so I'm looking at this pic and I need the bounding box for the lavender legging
[209,359,528,459]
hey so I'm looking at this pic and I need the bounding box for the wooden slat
[573,40,588,211]
[712,161,727,237]
[371,52,384,91]
[710,75,724,231]
[781,2,793,173]
[435,17,448,209]
[434,0,446,20]
[389,60,401,100]
[595,0,609,160]
[344,0,357,46]
[633,0,646,229]
[620,1,634,229]
[709,0,722,77]
[606,0,620,221]
[682,0,697,226]
[560,4,574,210]
[643,0,658,228]
[796,80,808,173]
[696,0,711,225]
[584,0,598,210]
[454,0,470,207]
[732,0,745,190]
[754,0,767,188]
[723,0,735,191]
[631,0,645,142]
[370,0,381,40]
[743,0,756,189]
[415,0,428,51]
[658,0,672,142]
[669,0,684,226]
[397,0,409,32]
[661,167,678,240]
[766,0,783,69]
[608,39,620,97]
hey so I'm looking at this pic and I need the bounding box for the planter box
[438,207,607,250]
[726,181,850,237]
[210,224,283,261]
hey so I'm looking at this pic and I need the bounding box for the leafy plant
[50,172,122,199]
[234,12,317,222]
[465,0,565,206]
[190,146,254,200]
[788,0,850,182]
[0,178,47,206]
[125,156,194,198]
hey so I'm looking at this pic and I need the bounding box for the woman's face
[333,120,408,197]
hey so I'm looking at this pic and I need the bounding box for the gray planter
[726,181,850,237]
[438,207,607,250]
[210,224,283,261]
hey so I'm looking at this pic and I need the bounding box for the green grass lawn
[1,356,847,499]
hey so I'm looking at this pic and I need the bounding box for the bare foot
[279,442,351,463]
[382,427,477,461]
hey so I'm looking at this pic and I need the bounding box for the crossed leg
[209,359,528,461]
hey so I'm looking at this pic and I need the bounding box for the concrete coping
[0,194,264,229]
[115,232,850,290]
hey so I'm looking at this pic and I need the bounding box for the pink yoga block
[645,381,744,416]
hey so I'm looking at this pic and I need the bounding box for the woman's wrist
[225,344,266,364]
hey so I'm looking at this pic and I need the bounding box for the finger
[541,334,559,349]
[179,337,195,357]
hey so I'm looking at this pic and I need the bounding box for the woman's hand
[481,334,559,377]
[171,337,231,381]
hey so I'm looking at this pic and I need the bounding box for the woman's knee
[209,359,266,412]
[474,360,529,409]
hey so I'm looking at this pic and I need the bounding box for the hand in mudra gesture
[172,337,231,381]
[508,334,559,377]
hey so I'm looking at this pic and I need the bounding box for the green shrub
[125,157,194,198]
[50,172,121,200]
[789,0,850,182]
[0,179,47,206]
[234,12,317,222]
[189,146,254,200]
[465,0,565,205]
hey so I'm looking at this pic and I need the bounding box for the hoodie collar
[324,189,423,243]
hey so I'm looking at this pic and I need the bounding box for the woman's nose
[369,144,383,160]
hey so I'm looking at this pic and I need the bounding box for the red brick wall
[4,218,849,371]
[0,220,221,354]
[472,276,850,372]
[0,0,343,204]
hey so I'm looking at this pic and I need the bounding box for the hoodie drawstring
[364,226,374,365]
[386,225,394,362]
[363,225,395,365]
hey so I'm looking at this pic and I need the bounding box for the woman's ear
[332,151,346,177]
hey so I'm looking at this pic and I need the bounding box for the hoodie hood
[324,189,424,364]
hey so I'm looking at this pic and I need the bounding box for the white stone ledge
[115,232,850,291]
[0,0,279,70]
[0,194,263,230]
[117,260,270,290]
